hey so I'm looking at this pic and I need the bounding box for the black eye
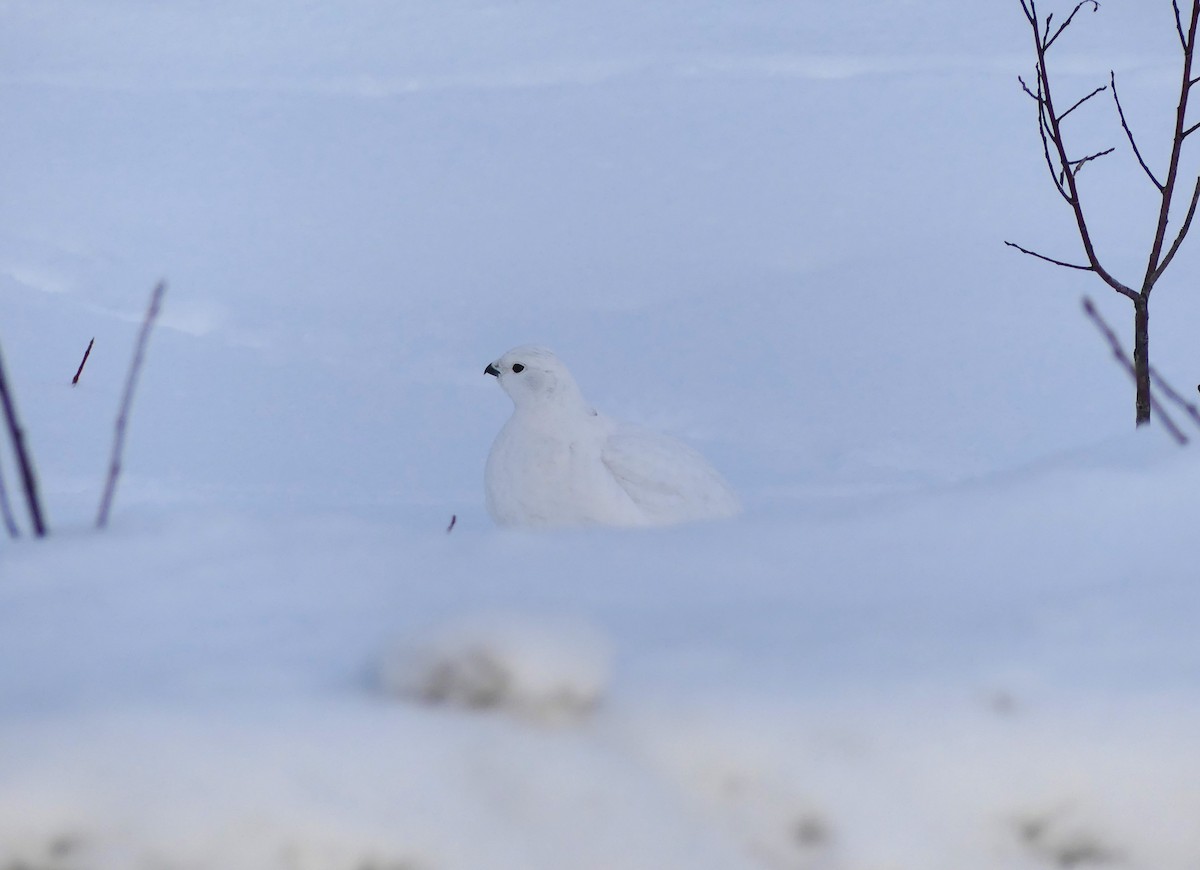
[511,363,525,373]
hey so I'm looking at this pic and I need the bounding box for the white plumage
[483,345,741,528]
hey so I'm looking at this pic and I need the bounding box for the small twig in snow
[72,337,95,386]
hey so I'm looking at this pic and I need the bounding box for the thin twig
[446,514,457,534]
[1036,94,1074,201]
[1070,146,1115,175]
[96,281,166,529]
[1059,83,1108,122]
[1045,1,1100,50]
[1082,297,1188,444]
[1110,72,1165,190]
[1154,175,1200,281]
[1005,240,1094,271]
[0,342,47,536]
[72,337,95,386]
[1175,0,1188,50]
[0,460,20,538]
[1137,0,1200,301]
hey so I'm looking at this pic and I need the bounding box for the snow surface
[2,1,1199,868]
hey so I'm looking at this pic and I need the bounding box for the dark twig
[72,337,95,386]
[1060,83,1108,122]
[1004,240,1095,271]
[0,460,20,538]
[1020,72,1073,201]
[1069,146,1115,176]
[1045,1,1100,49]
[1082,297,1188,444]
[446,514,457,534]
[1175,0,1188,50]
[0,342,47,536]
[1155,175,1200,280]
[96,281,166,529]
[1110,72,1165,190]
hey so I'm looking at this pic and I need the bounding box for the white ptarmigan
[483,345,741,528]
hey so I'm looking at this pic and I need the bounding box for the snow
[2,1,1199,867]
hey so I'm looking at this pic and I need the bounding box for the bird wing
[600,424,740,524]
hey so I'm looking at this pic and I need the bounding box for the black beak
[484,363,500,377]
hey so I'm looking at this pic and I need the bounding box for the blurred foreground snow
[2,436,1198,869]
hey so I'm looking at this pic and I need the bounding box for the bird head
[484,345,588,412]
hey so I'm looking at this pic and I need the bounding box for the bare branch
[1110,72,1165,190]
[1041,131,1073,201]
[1045,1,1100,50]
[1059,83,1107,122]
[1082,297,1189,444]
[1175,0,1188,51]
[1025,72,1075,201]
[1070,146,1115,175]
[1154,175,1200,281]
[1144,0,1200,290]
[1005,240,1095,271]
[1018,2,1133,297]
[96,281,166,530]
[1184,118,1200,138]
[0,342,47,537]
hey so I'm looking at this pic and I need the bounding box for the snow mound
[379,614,613,725]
